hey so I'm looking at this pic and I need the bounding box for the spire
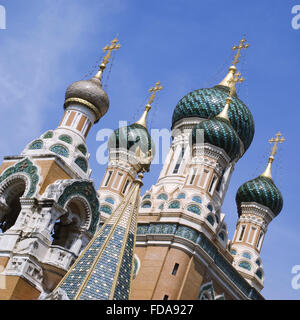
[261,132,285,179]
[217,72,244,121]
[219,37,249,88]
[136,81,163,128]
[50,171,145,300]
[94,38,121,81]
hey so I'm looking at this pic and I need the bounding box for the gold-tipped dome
[64,38,121,123]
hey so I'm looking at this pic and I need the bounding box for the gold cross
[269,132,285,158]
[232,37,249,66]
[147,81,163,106]
[228,71,245,97]
[101,38,121,68]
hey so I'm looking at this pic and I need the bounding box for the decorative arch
[77,144,87,156]
[75,157,88,173]
[157,193,168,200]
[187,204,201,215]
[218,232,225,241]
[177,193,186,199]
[239,261,251,271]
[59,135,72,144]
[29,140,43,150]
[255,268,264,280]
[206,215,215,226]
[51,196,91,249]
[192,195,202,204]
[43,131,53,139]
[105,197,115,204]
[0,158,39,198]
[56,180,99,234]
[141,201,152,209]
[100,205,112,215]
[168,200,180,209]
[242,252,252,260]
[50,144,69,158]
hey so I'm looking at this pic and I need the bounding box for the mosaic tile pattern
[0,158,39,197]
[236,176,283,216]
[75,157,88,173]
[108,123,155,155]
[77,144,87,155]
[54,181,141,300]
[59,135,72,144]
[173,85,255,151]
[50,144,69,158]
[29,140,43,150]
[192,117,241,161]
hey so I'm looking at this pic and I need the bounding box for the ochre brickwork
[0,275,40,300]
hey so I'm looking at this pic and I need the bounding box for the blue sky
[0,0,299,299]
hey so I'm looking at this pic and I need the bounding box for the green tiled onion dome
[108,123,155,156]
[236,176,283,216]
[172,85,254,151]
[191,117,241,161]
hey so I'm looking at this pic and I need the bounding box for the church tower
[0,38,120,299]
[43,82,158,300]
[130,38,263,300]
[230,132,284,291]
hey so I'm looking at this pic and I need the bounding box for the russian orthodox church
[0,38,284,300]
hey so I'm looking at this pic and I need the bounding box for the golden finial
[94,38,121,80]
[232,38,250,66]
[217,72,244,121]
[261,132,285,179]
[136,81,163,128]
[219,37,249,88]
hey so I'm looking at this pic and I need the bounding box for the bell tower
[0,39,120,299]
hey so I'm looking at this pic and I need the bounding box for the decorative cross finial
[261,131,285,179]
[136,81,163,128]
[269,131,285,158]
[228,71,245,97]
[147,81,163,106]
[232,37,249,66]
[94,38,121,80]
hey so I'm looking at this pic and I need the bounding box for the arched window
[192,196,202,204]
[187,204,201,215]
[77,144,87,155]
[255,269,263,279]
[207,204,213,211]
[105,197,114,204]
[75,157,88,173]
[255,259,261,267]
[157,193,168,200]
[206,215,214,226]
[242,252,252,260]
[51,199,89,250]
[50,144,69,158]
[141,201,152,209]
[59,135,72,144]
[218,232,225,241]
[143,194,151,200]
[239,261,251,271]
[168,201,180,209]
[230,249,237,255]
[43,131,53,139]
[177,193,185,199]
[29,140,43,150]
[215,215,219,224]
[0,178,26,233]
[158,203,164,210]
[100,205,112,215]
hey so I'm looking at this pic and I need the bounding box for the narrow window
[172,263,179,276]
[173,146,185,174]
[112,172,123,189]
[189,168,197,185]
[239,225,246,241]
[104,171,113,187]
[216,169,225,192]
[208,176,217,193]
[122,179,130,194]
[163,295,169,300]
[256,232,264,249]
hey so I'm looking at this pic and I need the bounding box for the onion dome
[236,176,283,216]
[108,81,162,169]
[236,132,285,216]
[64,38,121,123]
[64,77,109,123]
[173,84,254,152]
[191,117,241,161]
[108,122,155,156]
